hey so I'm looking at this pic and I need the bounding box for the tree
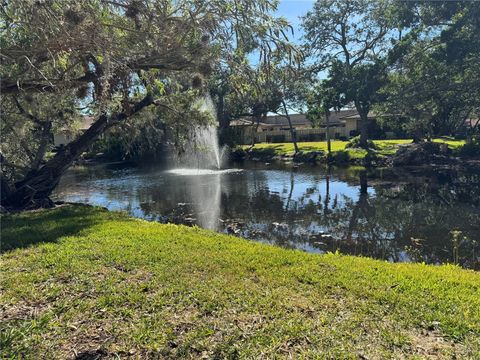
[306,79,344,155]
[242,62,308,152]
[378,2,480,142]
[0,0,294,209]
[207,64,282,147]
[0,93,79,200]
[302,0,397,148]
[274,65,310,155]
[259,58,310,155]
[207,7,299,143]
[207,46,305,149]
[212,61,290,149]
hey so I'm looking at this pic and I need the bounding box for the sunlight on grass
[243,139,465,159]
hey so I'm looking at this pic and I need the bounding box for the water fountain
[167,94,242,230]
[168,94,240,175]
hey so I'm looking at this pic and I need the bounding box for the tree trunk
[2,94,154,210]
[323,171,330,216]
[217,93,229,130]
[412,125,424,143]
[0,157,13,203]
[217,93,230,145]
[282,100,299,154]
[31,121,53,171]
[355,101,369,149]
[325,111,331,155]
[248,113,262,150]
[359,113,369,149]
[466,117,479,144]
[359,170,368,194]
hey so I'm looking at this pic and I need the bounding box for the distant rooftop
[232,110,362,127]
[340,111,377,120]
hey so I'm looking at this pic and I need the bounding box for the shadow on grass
[300,146,324,153]
[249,146,281,157]
[0,205,106,253]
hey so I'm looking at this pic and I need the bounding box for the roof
[248,110,359,127]
[230,118,268,127]
[339,111,377,120]
[230,109,380,128]
[262,114,311,126]
[326,110,358,123]
[465,118,479,127]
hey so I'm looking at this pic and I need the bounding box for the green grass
[1,206,479,358]
[243,139,466,159]
[433,137,466,149]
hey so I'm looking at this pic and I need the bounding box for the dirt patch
[409,328,465,359]
[0,301,51,322]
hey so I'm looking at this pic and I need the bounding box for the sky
[268,1,316,114]
[275,0,315,42]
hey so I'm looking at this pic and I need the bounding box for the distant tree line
[303,0,480,148]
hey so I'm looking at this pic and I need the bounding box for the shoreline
[232,142,479,169]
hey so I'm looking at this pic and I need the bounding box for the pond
[53,161,480,269]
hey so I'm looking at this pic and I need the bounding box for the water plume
[168,94,239,231]
[173,94,228,170]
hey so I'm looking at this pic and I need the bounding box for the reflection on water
[53,162,480,269]
[167,168,243,176]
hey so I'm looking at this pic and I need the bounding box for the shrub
[457,139,480,157]
[231,146,247,161]
[345,135,377,149]
[332,150,350,163]
[88,136,125,161]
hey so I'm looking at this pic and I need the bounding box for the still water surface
[54,162,480,269]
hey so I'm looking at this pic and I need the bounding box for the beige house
[231,110,377,144]
[54,116,95,147]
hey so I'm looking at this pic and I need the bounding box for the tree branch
[13,97,42,124]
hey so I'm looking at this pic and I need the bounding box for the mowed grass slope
[244,139,465,158]
[1,206,479,359]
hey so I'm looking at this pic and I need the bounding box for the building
[53,116,95,147]
[230,110,377,144]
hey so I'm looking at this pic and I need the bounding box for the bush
[345,135,377,150]
[231,146,247,161]
[331,150,350,163]
[88,136,126,161]
[457,139,480,158]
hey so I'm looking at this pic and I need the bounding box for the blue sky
[269,1,317,114]
[276,0,315,42]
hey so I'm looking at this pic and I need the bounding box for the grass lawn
[243,139,465,159]
[1,206,479,358]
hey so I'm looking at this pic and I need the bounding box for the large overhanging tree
[0,0,294,210]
